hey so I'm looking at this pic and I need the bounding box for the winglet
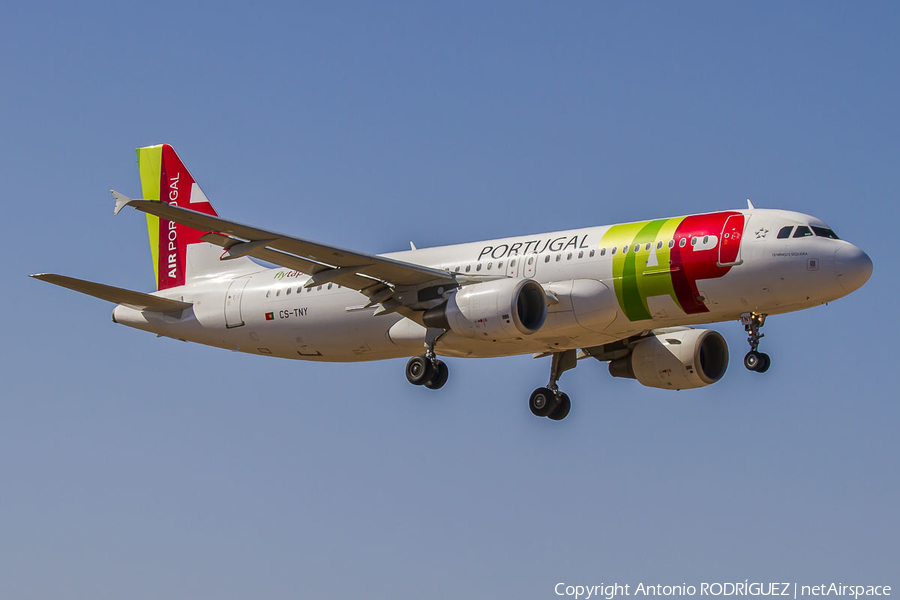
[111,189,135,215]
[747,198,755,210]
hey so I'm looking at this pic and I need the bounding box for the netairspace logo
[554,583,892,600]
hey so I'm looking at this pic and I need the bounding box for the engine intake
[608,328,729,390]
[423,278,547,340]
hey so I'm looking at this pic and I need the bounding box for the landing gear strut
[741,312,771,373]
[405,328,449,390]
[529,349,576,421]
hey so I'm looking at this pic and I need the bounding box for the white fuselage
[111,208,871,362]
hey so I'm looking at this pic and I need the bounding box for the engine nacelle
[608,328,729,390]
[423,278,547,340]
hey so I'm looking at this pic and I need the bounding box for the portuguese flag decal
[265,312,275,321]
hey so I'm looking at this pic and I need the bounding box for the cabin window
[487,262,492,269]
[578,251,583,259]
[317,285,322,291]
[286,287,291,295]
[276,289,281,296]
[611,247,617,255]
[777,226,793,239]
[679,238,687,248]
[634,244,640,253]
[567,252,573,260]
[510,259,516,267]
[544,255,550,263]
[590,249,596,257]
[668,239,675,249]
[555,254,561,262]
[527,257,534,265]
[476,263,482,271]
[622,245,628,254]
[454,266,460,272]
[266,290,271,298]
[498,261,504,269]
[644,243,650,251]
[812,226,840,239]
[327,283,333,289]
[691,237,698,246]
[657,241,663,250]
[703,235,709,244]
[465,265,471,272]
[600,248,605,256]
[793,226,813,238]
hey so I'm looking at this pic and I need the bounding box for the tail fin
[136,144,252,290]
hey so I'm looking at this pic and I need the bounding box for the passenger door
[224,276,251,328]
[718,214,745,267]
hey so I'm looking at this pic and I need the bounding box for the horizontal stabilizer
[30,273,192,313]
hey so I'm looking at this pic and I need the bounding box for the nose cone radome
[834,245,873,293]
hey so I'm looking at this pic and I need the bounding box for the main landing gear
[529,349,576,421]
[405,355,449,389]
[405,327,449,390]
[741,312,771,373]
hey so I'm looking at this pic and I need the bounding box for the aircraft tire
[743,351,761,371]
[547,393,571,421]
[424,360,449,390]
[529,387,559,417]
[756,353,771,373]
[406,355,434,385]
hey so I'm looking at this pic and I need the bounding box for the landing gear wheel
[548,393,571,421]
[529,387,559,417]
[756,353,771,373]
[406,355,434,385]
[424,360,449,390]
[744,351,762,371]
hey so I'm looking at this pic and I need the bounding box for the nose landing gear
[529,349,576,420]
[741,312,771,373]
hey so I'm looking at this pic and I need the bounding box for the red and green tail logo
[136,144,219,290]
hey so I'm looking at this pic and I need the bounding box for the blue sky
[1,2,897,598]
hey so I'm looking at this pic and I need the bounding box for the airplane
[32,144,873,420]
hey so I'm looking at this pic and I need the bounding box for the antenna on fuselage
[747,198,755,209]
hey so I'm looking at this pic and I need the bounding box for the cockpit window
[777,226,793,239]
[793,226,813,238]
[811,226,840,239]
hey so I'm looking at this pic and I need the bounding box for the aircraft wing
[113,192,456,295]
[30,273,192,313]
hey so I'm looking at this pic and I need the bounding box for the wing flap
[199,232,380,290]
[30,273,192,313]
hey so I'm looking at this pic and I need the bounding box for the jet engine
[423,278,547,340]
[608,328,729,390]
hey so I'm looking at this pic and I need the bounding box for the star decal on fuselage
[755,227,769,239]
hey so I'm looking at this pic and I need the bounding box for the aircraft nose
[834,244,873,293]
